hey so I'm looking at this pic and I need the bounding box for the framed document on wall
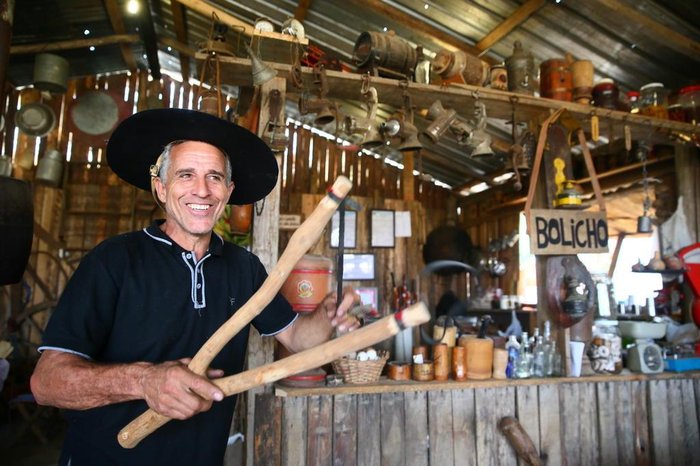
[342,253,375,280]
[330,210,357,249]
[370,209,395,248]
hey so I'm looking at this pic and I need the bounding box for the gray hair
[153,140,233,184]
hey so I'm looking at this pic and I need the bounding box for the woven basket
[332,351,389,384]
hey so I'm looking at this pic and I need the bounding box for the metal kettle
[505,40,536,95]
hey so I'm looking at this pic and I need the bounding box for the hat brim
[106,109,278,205]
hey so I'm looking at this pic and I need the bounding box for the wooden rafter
[595,0,700,58]
[104,0,139,71]
[170,0,191,83]
[10,34,140,55]
[475,0,546,53]
[137,0,161,79]
[351,0,497,65]
[294,0,313,22]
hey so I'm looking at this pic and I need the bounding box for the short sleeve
[248,256,297,336]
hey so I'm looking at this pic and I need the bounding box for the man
[30,109,358,465]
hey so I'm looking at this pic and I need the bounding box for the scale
[620,320,667,374]
[627,341,664,374]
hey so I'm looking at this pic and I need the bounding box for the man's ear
[154,177,167,204]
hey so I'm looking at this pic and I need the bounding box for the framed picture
[356,287,379,310]
[370,209,395,248]
[330,210,357,249]
[342,253,375,280]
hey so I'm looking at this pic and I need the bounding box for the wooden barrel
[539,58,573,101]
[0,177,33,285]
[353,31,417,77]
[280,254,333,312]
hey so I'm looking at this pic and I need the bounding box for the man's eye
[179,173,192,179]
[208,175,223,182]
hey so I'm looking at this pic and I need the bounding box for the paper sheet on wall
[395,211,412,237]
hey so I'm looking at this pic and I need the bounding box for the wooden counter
[250,372,700,465]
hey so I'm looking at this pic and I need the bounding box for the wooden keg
[280,254,333,312]
[539,58,573,101]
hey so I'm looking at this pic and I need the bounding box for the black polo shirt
[40,221,297,466]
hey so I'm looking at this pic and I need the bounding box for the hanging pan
[15,102,56,137]
[67,90,131,147]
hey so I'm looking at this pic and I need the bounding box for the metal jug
[505,41,536,95]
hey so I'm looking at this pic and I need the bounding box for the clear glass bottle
[589,319,623,374]
[639,82,669,119]
[543,321,554,376]
[514,331,532,378]
[532,335,546,377]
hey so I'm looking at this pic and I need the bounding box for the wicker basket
[332,351,389,384]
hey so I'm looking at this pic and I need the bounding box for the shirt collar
[144,220,224,257]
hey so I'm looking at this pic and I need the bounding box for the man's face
[155,141,234,244]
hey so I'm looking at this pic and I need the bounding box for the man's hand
[318,286,362,334]
[139,359,224,420]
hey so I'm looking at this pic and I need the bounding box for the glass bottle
[532,335,546,377]
[639,82,669,119]
[592,79,619,110]
[543,321,554,376]
[505,335,520,379]
[514,331,532,378]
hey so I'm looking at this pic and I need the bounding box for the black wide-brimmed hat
[106,108,278,205]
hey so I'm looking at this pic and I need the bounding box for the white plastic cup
[569,341,585,377]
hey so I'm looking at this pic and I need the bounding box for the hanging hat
[106,108,278,205]
[15,102,56,137]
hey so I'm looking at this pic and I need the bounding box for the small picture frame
[356,287,379,310]
[330,210,357,249]
[342,253,375,280]
[370,209,395,248]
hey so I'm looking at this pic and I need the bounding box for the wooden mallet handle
[119,302,430,448]
[118,176,352,448]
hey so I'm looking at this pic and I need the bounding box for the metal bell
[35,149,64,187]
[637,215,653,233]
[424,100,457,143]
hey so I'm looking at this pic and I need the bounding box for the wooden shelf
[275,370,699,397]
[211,54,700,142]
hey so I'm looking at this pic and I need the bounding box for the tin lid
[640,82,664,91]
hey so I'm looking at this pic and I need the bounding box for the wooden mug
[412,361,434,381]
[387,361,411,381]
[433,344,450,381]
[465,338,494,380]
[492,348,508,380]
[452,346,467,381]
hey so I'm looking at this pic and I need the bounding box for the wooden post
[402,150,415,201]
[243,76,286,466]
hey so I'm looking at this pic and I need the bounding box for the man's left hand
[318,286,362,333]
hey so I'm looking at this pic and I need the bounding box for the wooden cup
[452,346,467,381]
[387,361,411,381]
[412,361,434,381]
[412,345,429,363]
[433,344,450,381]
[465,338,494,380]
[492,348,508,380]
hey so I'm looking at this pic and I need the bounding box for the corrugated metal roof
[6,0,699,189]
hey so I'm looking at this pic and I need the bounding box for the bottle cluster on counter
[506,321,563,379]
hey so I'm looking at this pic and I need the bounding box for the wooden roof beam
[475,0,546,53]
[294,0,313,22]
[595,0,700,58]
[137,0,161,79]
[170,0,191,83]
[104,0,139,71]
[10,34,139,55]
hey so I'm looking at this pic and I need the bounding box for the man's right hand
[139,359,224,420]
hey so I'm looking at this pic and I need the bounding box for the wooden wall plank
[428,390,455,466]
[475,388,499,465]
[649,379,671,466]
[452,388,477,465]
[493,386,518,466]
[333,395,358,466]
[380,392,406,466]
[561,383,581,465]
[404,391,429,466]
[357,394,381,466]
[666,379,685,466]
[538,384,563,465]
[579,382,599,466]
[597,381,619,465]
[307,395,333,466]
[679,378,700,462]
[253,393,281,466]
[281,396,308,466]
[631,380,651,466]
[515,384,541,461]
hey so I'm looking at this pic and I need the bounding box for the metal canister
[505,40,536,95]
[353,31,417,78]
[33,53,70,94]
[432,49,489,86]
[35,149,64,187]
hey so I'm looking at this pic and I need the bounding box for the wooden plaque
[527,208,609,255]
